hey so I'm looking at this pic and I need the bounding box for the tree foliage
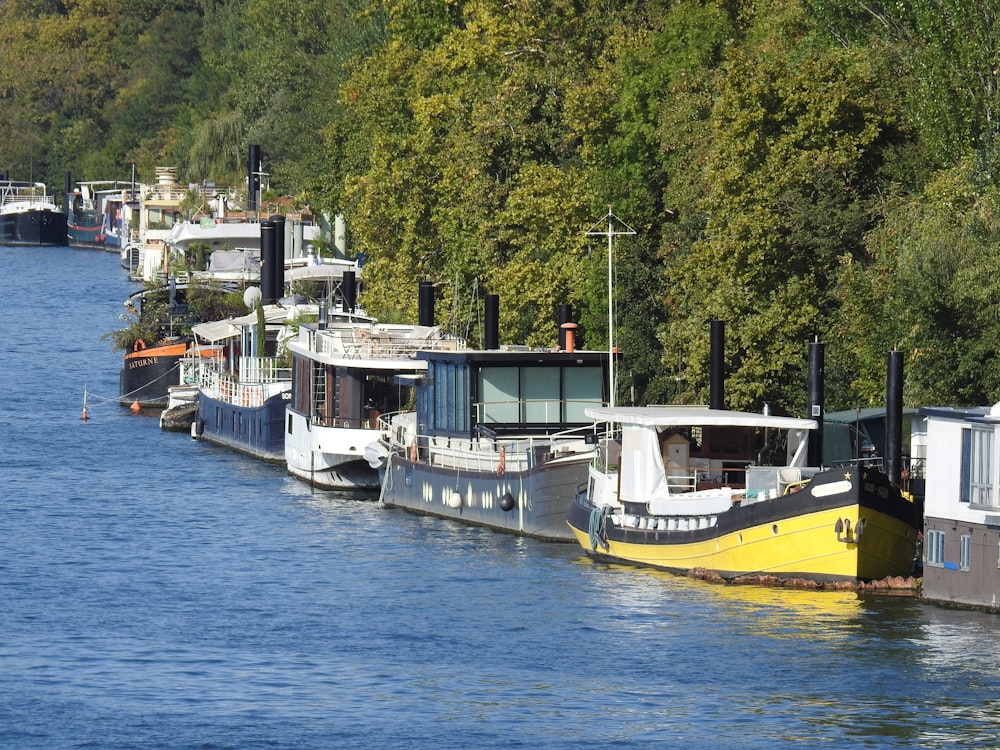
[6,0,1000,410]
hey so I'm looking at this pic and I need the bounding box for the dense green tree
[660,1,907,414]
[6,0,1000,409]
[833,162,1000,407]
[805,0,1000,173]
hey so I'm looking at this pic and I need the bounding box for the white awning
[584,405,818,431]
[287,260,360,281]
[191,319,238,342]
[192,305,304,341]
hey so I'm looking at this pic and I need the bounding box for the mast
[586,207,636,408]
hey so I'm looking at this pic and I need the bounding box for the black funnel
[558,304,572,350]
[271,215,286,299]
[418,282,435,327]
[710,320,725,410]
[886,349,904,485]
[342,270,357,313]
[260,219,276,304]
[484,294,499,350]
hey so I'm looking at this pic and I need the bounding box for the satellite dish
[243,286,262,309]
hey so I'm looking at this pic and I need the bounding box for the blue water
[3,245,1000,749]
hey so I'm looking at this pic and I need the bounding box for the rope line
[588,505,612,551]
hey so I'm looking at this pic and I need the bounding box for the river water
[2,245,1000,749]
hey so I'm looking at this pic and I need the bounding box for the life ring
[496,445,506,475]
[133,339,146,352]
[409,440,418,463]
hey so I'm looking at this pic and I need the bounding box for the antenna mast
[586,206,635,408]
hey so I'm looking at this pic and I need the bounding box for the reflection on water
[568,555,1000,747]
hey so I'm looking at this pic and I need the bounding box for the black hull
[119,346,187,407]
[0,209,68,246]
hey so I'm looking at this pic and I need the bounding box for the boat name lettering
[128,356,158,369]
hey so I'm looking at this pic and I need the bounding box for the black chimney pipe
[558,304,572,350]
[484,294,500,350]
[260,219,276,305]
[342,270,357,313]
[807,337,825,467]
[886,349,904,485]
[248,144,261,212]
[710,320,725,410]
[418,282,435,327]
[271,215,286,300]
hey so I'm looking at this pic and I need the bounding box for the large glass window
[479,367,519,423]
[522,367,559,422]
[563,367,604,421]
[433,362,449,430]
[960,534,971,571]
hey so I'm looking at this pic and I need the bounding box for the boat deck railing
[308,325,464,360]
[379,408,597,473]
[0,181,57,207]
[195,355,290,407]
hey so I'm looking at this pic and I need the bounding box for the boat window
[478,364,605,425]
[960,534,971,571]
[425,362,469,433]
[961,426,994,506]
[522,367,559,422]
[480,367,519,423]
[925,529,945,566]
[454,364,468,431]
[563,367,603,421]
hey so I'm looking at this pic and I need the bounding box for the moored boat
[120,337,191,408]
[566,406,921,584]
[286,312,462,490]
[377,294,611,541]
[190,303,300,462]
[116,279,239,408]
[66,180,113,248]
[0,180,67,246]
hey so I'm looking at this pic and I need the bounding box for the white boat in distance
[0,180,67,246]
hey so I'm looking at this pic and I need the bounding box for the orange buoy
[131,400,141,413]
[81,406,88,421]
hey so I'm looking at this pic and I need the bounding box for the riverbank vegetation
[2,0,998,414]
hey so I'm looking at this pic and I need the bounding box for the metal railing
[308,326,463,360]
[194,355,290,408]
[378,410,598,474]
[0,181,58,207]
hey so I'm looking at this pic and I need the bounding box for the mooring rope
[588,505,612,551]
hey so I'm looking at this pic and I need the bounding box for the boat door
[662,432,692,492]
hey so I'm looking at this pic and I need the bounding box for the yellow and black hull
[567,465,921,584]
